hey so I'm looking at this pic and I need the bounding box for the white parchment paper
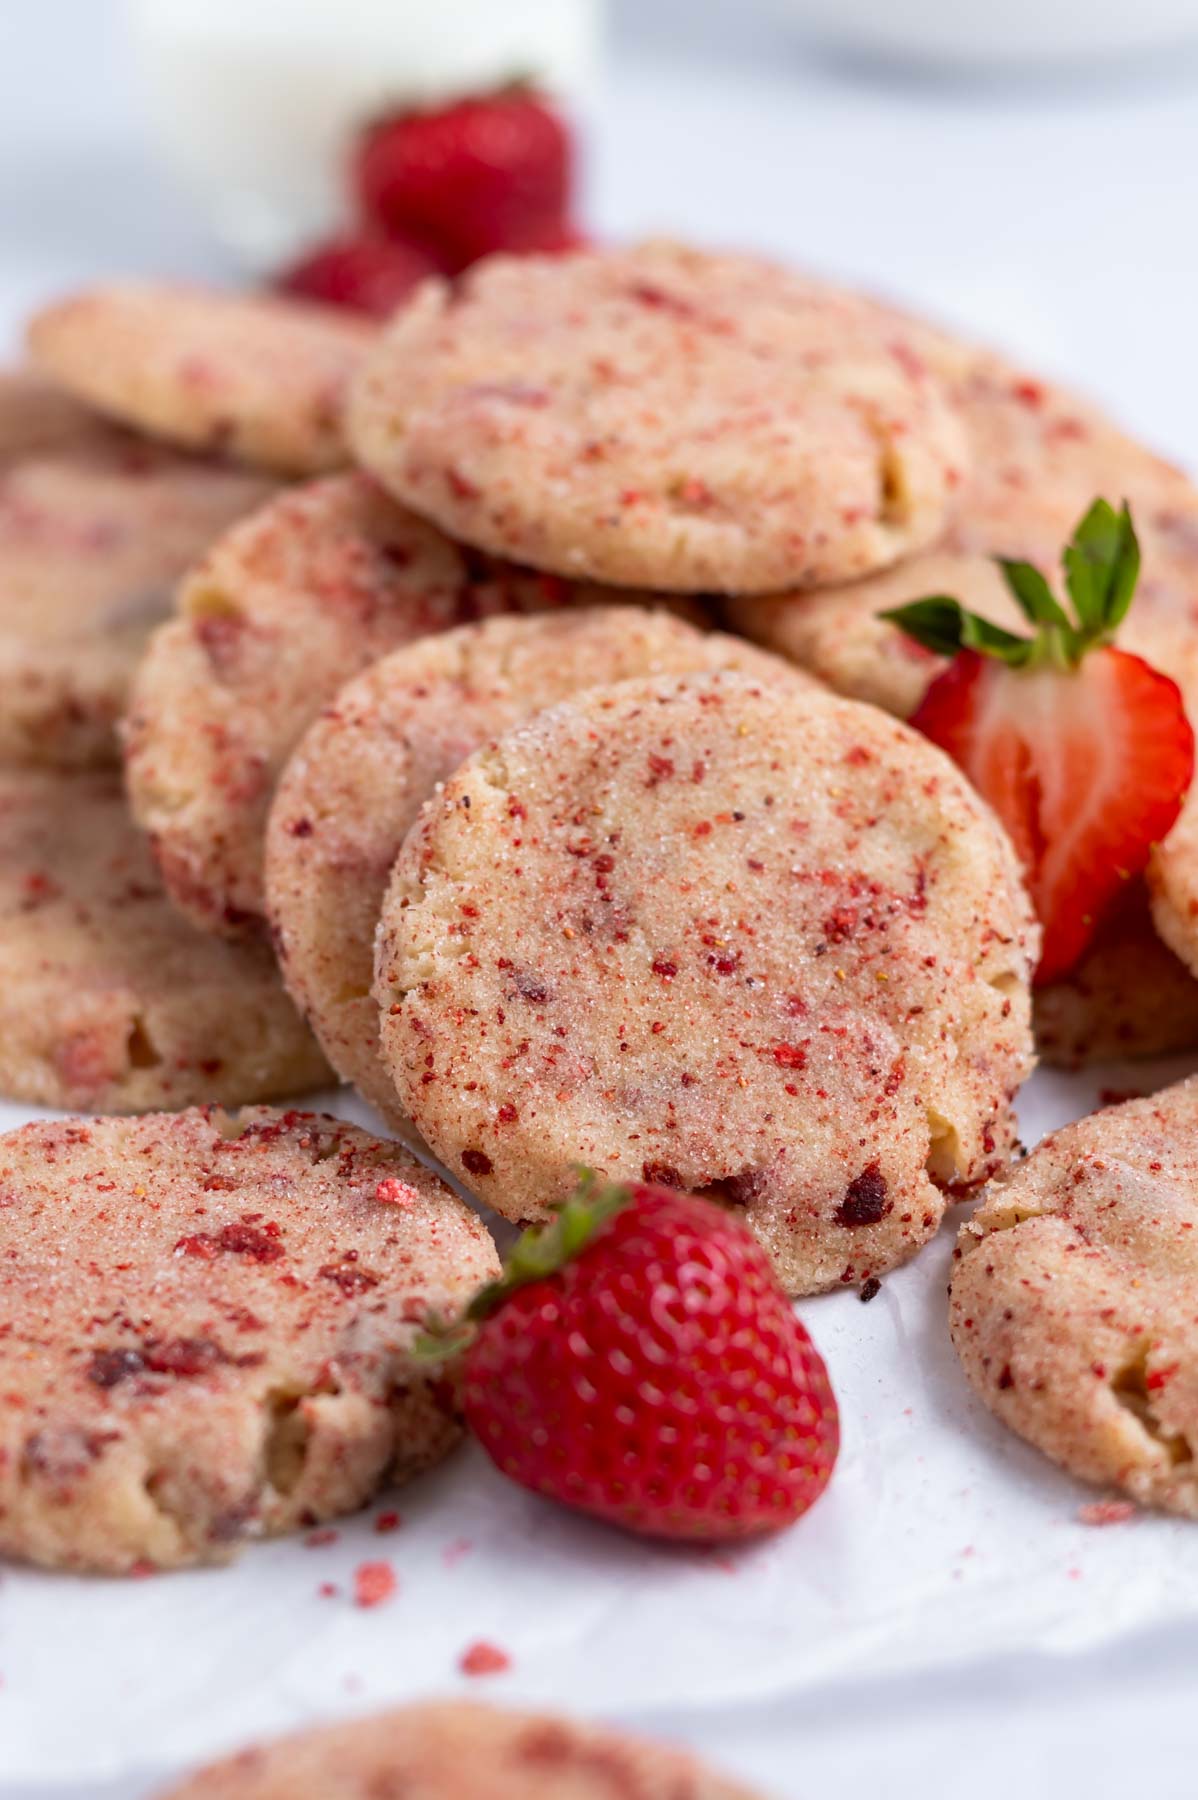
[2,1058,1197,1799]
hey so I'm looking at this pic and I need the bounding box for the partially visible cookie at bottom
[158,1701,762,1799]
[1034,884,1198,1066]
[375,668,1037,1296]
[0,1107,498,1572]
[0,769,330,1110]
[951,1076,1198,1518]
[266,607,809,1122]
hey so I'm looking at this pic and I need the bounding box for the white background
[2,5,1198,1796]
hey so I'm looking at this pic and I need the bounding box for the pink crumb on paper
[459,1640,511,1677]
[442,1536,474,1568]
[318,1581,339,1599]
[353,1561,397,1609]
[305,1528,339,1549]
[1078,1500,1137,1527]
[374,1510,402,1534]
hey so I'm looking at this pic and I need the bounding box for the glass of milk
[125,0,602,270]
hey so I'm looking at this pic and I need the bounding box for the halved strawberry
[885,500,1194,985]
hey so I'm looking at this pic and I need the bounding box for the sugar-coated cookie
[728,356,1198,714]
[951,1077,1198,1517]
[1034,885,1198,1066]
[266,608,807,1120]
[158,1701,762,1799]
[349,243,969,595]
[0,432,273,767]
[0,1107,497,1571]
[375,668,1037,1295]
[124,472,687,935]
[28,284,375,475]
[0,769,329,1111]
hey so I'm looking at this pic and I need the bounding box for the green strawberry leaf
[1063,498,1140,634]
[883,497,1142,672]
[881,597,1035,665]
[1000,559,1071,631]
[466,1172,631,1323]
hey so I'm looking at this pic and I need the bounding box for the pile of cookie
[1,242,1196,1618]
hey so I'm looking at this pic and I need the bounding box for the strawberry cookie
[375,668,1037,1296]
[1034,887,1198,1066]
[348,242,969,595]
[0,432,273,768]
[124,473,683,935]
[28,283,375,476]
[0,366,111,461]
[0,770,329,1112]
[0,1107,497,1571]
[159,1701,761,1799]
[729,354,1198,711]
[265,609,805,1121]
[951,1077,1198,1518]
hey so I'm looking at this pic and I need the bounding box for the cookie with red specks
[1148,645,1198,981]
[0,366,110,461]
[0,430,273,768]
[374,667,1037,1296]
[0,1107,497,1572]
[158,1701,761,1799]
[124,472,689,937]
[1034,885,1198,1066]
[0,769,330,1112]
[27,284,375,476]
[265,608,808,1121]
[348,242,970,595]
[728,354,1198,714]
[951,1076,1198,1518]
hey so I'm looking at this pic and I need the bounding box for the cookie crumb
[353,1560,398,1609]
[459,1639,511,1677]
[859,1275,882,1302]
[374,1510,402,1534]
[1077,1499,1137,1527]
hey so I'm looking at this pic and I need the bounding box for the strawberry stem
[467,1173,632,1322]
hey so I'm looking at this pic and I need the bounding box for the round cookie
[28,283,375,476]
[1148,642,1198,979]
[951,1077,1198,1518]
[728,355,1198,716]
[158,1702,761,1800]
[0,1107,498,1572]
[265,609,808,1121]
[0,434,274,768]
[1034,884,1198,1066]
[0,769,330,1111]
[0,366,109,461]
[348,242,970,595]
[124,472,690,936]
[375,668,1038,1296]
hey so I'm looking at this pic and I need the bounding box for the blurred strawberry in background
[277,87,584,316]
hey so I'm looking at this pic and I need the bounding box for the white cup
[125,0,602,270]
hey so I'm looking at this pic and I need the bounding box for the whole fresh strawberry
[453,1179,838,1542]
[884,499,1194,985]
[355,88,574,271]
[277,232,443,317]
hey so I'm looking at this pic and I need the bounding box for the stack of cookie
[0,241,1195,1587]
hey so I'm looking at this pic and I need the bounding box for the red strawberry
[455,1179,838,1542]
[355,90,574,271]
[885,499,1194,985]
[276,232,443,317]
